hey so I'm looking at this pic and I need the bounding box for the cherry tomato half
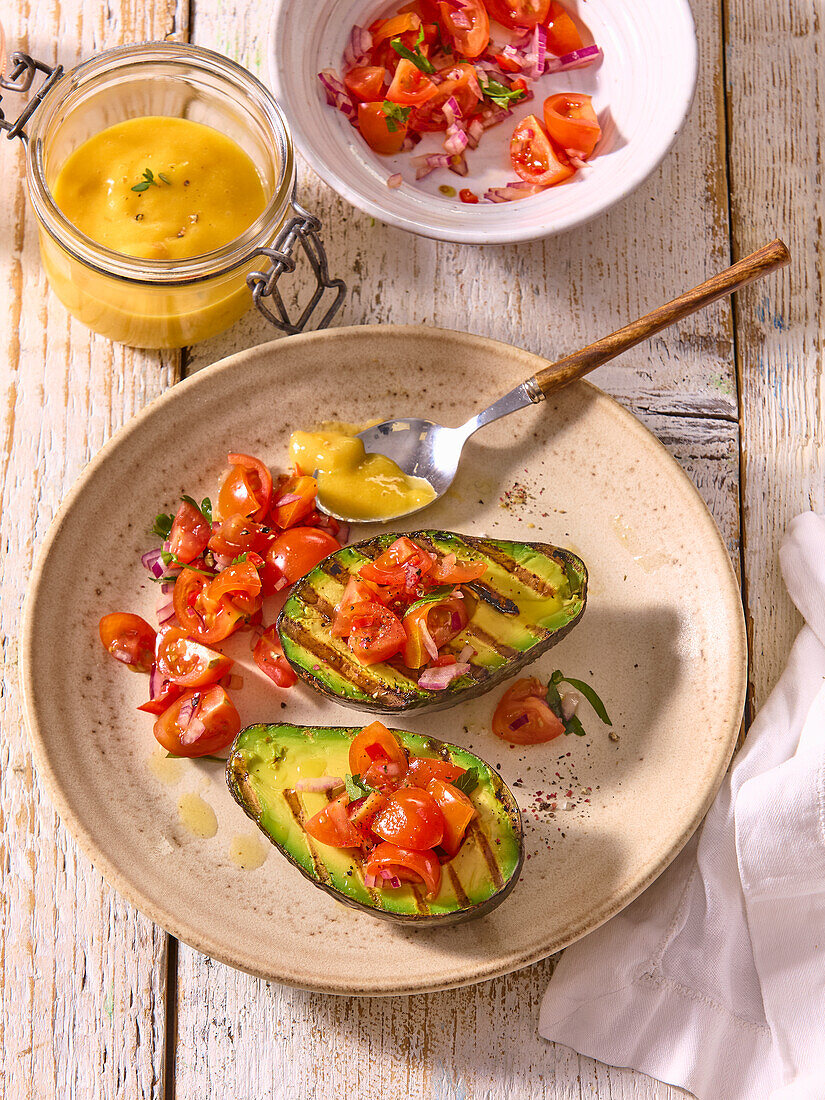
[344,65,387,102]
[372,787,445,850]
[409,64,482,132]
[359,536,434,589]
[304,794,363,848]
[270,474,318,529]
[155,626,233,688]
[253,627,298,689]
[430,551,486,584]
[485,0,551,29]
[99,612,156,672]
[387,58,439,105]
[348,601,407,665]
[406,756,466,787]
[510,114,575,186]
[543,92,600,157]
[217,453,273,523]
[371,11,421,45]
[544,0,583,55]
[438,0,489,58]
[173,568,243,644]
[208,558,262,605]
[331,576,385,638]
[266,526,340,584]
[364,842,442,898]
[349,721,408,776]
[492,677,565,743]
[208,514,274,559]
[357,102,409,155]
[402,594,468,668]
[153,685,240,757]
[426,778,476,857]
[168,499,211,564]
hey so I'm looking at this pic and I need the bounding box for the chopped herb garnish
[391,26,435,74]
[547,669,612,737]
[345,773,374,800]
[152,512,174,540]
[479,77,526,109]
[160,550,214,578]
[453,767,479,795]
[200,497,213,523]
[382,100,413,132]
[131,168,171,193]
[230,552,248,565]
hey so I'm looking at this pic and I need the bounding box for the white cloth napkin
[539,512,825,1100]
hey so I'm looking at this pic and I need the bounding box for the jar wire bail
[1,52,63,144]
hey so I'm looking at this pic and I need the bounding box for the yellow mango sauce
[45,116,268,346]
[289,427,436,522]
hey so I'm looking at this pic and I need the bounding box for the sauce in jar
[52,116,266,260]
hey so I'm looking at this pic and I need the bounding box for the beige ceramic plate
[21,326,746,995]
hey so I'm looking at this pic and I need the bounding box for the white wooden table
[1,0,821,1095]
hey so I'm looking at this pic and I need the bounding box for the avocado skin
[225,723,524,927]
[277,530,587,714]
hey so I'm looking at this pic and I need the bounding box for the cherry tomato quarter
[152,685,240,757]
[99,612,156,672]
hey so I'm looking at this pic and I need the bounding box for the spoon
[320,239,790,523]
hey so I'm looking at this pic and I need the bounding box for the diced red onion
[379,869,403,888]
[566,152,589,170]
[545,44,602,72]
[448,153,469,177]
[525,24,547,80]
[418,661,471,690]
[156,595,175,624]
[443,95,462,125]
[294,776,345,793]
[176,694,196,729]
[336,522,351,543]
[275,492,301,507]
[467,118,484,149]
[412,152,454,179]
[510,713,530,730]
[444,122,469,155]
[343,25,373,68]
[371,761,405,779]
[560,691,580,722]
[458,643,474,663]
[148,663,163,699]
[180,716,206,746]
[273,576,290,592]
[419,620,439,662]
[483,180,545,202]
[212,552,233,572]
[400,132,421,152]
[479,103,515,129]
[386,173,403,189]
[141,548,166,578]
[364,872,378,888]
[317,70,357,120]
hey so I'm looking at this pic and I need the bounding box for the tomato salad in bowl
[98,453,345,758]
[318,0,604,202]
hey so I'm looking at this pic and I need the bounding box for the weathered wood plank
[725,0,824,713]
[0,1,187,1096]
[171,412,737,1099]
[187,0,736,424]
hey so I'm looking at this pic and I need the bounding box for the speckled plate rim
[19,325,746,995]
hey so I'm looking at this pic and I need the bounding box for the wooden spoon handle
[532,238,791,397]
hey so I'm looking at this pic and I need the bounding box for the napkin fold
[539,512,825,1100]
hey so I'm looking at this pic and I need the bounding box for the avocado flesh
[226,723,523,925]
[277,531,587,713]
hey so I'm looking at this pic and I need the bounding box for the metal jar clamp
[0,49,346,336]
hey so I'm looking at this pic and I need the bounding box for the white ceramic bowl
[268,0,697,244]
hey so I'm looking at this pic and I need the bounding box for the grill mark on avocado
[282,789,332,885]
[447,865,471,908]
[463,624,519,661]
[468,820,505,889]
[280,617,416,706]
[470,539,558,597]
[299,586,336,623]
[410,886,430,915]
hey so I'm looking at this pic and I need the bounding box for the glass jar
[1,42,344,348]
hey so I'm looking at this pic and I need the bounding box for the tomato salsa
[318,0,604,201]
[302,721,479,899]
[98,453,345,757]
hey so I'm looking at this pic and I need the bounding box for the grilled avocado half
[277,530,587,713]
[226,723,523,925]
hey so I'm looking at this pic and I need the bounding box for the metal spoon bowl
[317,240,790,524]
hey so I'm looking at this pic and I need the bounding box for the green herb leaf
[544,680,564,720]
[479,76,526,109]
[382,100,413,132]
[152,512,174,540]
[564,714,587,737]
[453,767,478,795]
[404,585,460,616]
[131,181,150,193]
[391,29,435,74]
[345,773,374,800]
[550,670,612,726]
[143,168,155,183]
[230,552,248,565]
[160,550,214,578]
[158,172,172,185]
[201,497,213,523]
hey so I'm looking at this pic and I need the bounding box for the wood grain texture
[725,0,825,714]
[0,1,187,1097]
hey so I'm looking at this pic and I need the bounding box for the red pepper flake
[566,790,573,798]
[459,188,479,204]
